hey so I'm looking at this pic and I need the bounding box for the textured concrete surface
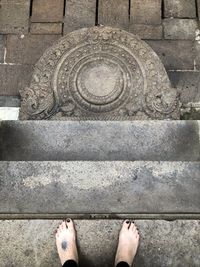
[0,121,199,161]
[0,220,199,267]
[0,161,199,213]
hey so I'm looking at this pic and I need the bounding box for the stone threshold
[0,213,200,220]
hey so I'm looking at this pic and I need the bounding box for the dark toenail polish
[126,220,130,224]
[67,219,70,222]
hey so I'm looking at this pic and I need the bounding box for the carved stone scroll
[19,26,180,120]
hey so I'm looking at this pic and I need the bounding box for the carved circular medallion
[20,26,179,120]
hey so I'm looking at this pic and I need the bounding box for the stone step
[0,219,199,267]
[0,161,199,214]
[0,120,199,161]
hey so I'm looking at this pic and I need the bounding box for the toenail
[66,219,70,222]
[126,220,130,224]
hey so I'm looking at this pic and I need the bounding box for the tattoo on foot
[61,240,68,250]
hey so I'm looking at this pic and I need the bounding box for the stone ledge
[1,121,199,161]
[0,161,199,213]
[0,220,199,267]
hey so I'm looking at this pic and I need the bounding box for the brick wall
[0,0,199,115]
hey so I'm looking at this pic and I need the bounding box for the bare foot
[55,219,78,266]
[115,220,139,267]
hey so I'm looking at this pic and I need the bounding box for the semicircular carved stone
[19,26,180,120]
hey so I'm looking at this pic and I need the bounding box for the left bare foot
[55,219,78,266]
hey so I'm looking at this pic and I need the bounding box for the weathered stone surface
[0,64,33,96]
[0,96,20,107]
[0,0,30,34]
[168,71,200,104]
[163,19,198,40]
[129,24,163,40]
[64,0,96,34]
[0,35,5,62]
[6,34,61,64]
[0,220,199,267]
[130,0,162,25]
[1,121,199,161]
[31,0,64,22]
[98,0,129,30]
[164,0,197,18]
[30,23,62,34]
[0,161,199,213]
[146,40,195,70]
[19,27,179,120]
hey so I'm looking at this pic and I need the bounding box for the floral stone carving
[19,26,180,120]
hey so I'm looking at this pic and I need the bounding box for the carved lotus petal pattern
[19,26,180,120]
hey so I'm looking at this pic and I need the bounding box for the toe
[61,221,67,229]
[130,222,136,231]
[66,218,74,231]
[122,220,131,229]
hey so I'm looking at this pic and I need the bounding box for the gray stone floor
[0,220,199,267]
[0,161,200,214]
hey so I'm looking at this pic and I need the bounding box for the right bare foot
[115,220,139,267]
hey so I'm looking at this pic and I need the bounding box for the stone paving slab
[0,161,199,214]
[30,23,63,35]
[0,121,199,161]
[0,0,30,34]
[0,220,199,267]
[168,71,200,104]
[146,40,195,70]
[164,0,197,19]
[98,0,129,30]
[163,19,198,40]
[6,34,61,64]
[31,0,64,22]
[129,24,162,40]
[0,64,33,95]
[130,0,162,25]
[64,0,96,34]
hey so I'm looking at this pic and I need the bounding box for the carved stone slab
[19,26,180,120]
